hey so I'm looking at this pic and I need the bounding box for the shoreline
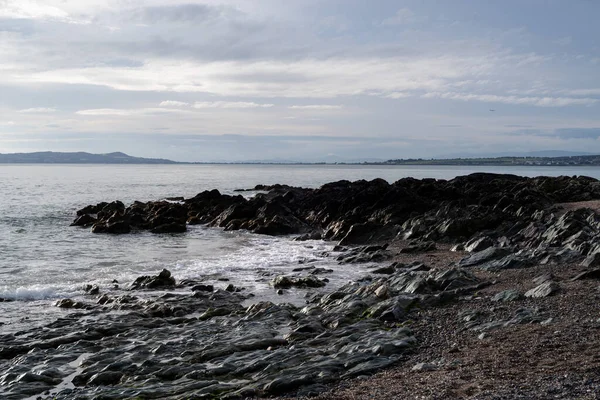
[2,173,600,399]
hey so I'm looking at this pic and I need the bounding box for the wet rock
[84,284,100,295]
[55,298,90,309]
[271,275,326,289]
[151,222,186,234]
[525,281,560,298]
[131,269,176,290]
[91,220,131,234]
[70,214,97,227]
[192,284,214,292]
[87,371,123,386]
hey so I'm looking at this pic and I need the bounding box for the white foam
[0,285,76,301]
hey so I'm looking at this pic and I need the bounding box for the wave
[0,285,75,302]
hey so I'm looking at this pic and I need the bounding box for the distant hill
[0,151,181,164]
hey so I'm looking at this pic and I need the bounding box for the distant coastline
[2,151,600,166]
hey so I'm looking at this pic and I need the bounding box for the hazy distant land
[0,151,179,164]
[2,151,600,166]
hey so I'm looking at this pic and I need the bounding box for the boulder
[151,223,186,234]
[131,269,176,290]
[271,276,326,289]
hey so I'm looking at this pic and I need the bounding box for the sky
[0,0,599,162]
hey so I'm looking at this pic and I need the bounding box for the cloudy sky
[0,0,599,162]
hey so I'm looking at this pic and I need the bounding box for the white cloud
[75,108,190,116]
[289,105,343,110]
[381,8,417,26]
[14,55,493,98]
[563,88,600,97]
[193,101,274,108]
[422,92,598,107]
[159,100,190,107]
[0,0,69,20]
[19,107,57,113]
[386,92,410,99]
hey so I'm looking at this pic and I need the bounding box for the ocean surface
[2,163,600,332]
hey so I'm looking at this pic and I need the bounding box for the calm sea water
[1,164,599,331]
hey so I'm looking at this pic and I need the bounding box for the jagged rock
[532,274,556,285]
[399,240,436,253]
[458,247,513,267]
[571,269,600,281]
[151,222,186,234]
[525,281,560,298]
[91,221,131,234]
[70,214,97,227]
[55,299,89,309]
[464,236,494,252]
[192,284,214,292]
[271,276,326,289]
[131,269,176,290]
[491,289,523,302]
[582,252,600,268]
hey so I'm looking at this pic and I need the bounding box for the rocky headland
[2,173,600,399]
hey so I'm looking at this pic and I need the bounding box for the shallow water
[1,163,599,331]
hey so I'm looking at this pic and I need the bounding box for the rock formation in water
[4,173,597,399]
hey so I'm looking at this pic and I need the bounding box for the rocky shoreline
[2,173,600,399]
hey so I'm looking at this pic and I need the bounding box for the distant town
[365,155,600,167]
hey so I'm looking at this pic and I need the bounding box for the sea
[2,163,600,333]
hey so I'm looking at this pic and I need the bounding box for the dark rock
[131,269,176,290]
[84,284,100,295]
[91,220,131,234]
[464,236,494,252]
[399,240,436,253]
[55,298,89,309]
[87,371,123,386]
[491,289,523,302]
[458,247,513,267]
[271,276,326,289]
[151,223,186,234]
[582,252,600,268]
[571,269,600,281]
[192,284,214,292]
[70,214,97,227]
